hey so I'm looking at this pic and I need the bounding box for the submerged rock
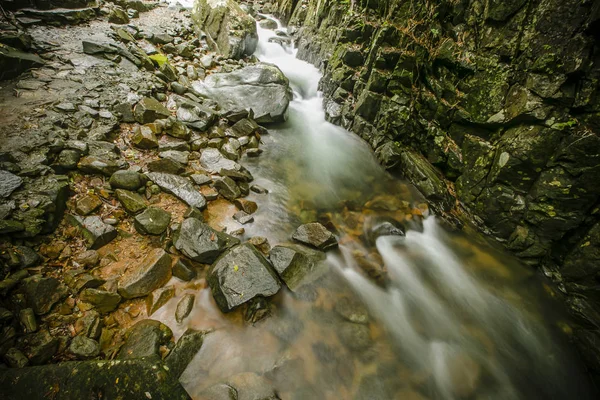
[192,63,292,123]
[208,243,281,312]
[166,329,207,379]
[174,217,239,264]
[292,222,338,250]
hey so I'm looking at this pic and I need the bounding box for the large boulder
[192,63,292,123]
[174,217,240,264]
[191,0,258,59]
[208,243,281,312]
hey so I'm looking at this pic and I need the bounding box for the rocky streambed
[0,0,598,399]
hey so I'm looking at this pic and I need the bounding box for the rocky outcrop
[192,0,258,59]
[275,0,600,378]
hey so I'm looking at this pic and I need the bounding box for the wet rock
[75,194,102,216]
[134,97,171,124]
[116,189,147,214]
[147,158,186,174]
[160,150,189,165]
[337,321,372,352]
[0,170,23,198]
[159,138,190,152]
[132,124,159,149]
[68,215,117,249]
[200,148,249,178]
[259,19,278,29]
[69,335,100,358]
[4,347,29,368]
[234,199,258,214]
[118,248,172,299]
[191,173,212,186]
[23,329,58,365]
[208,243,281,312]
[250,184,268,194]
[192,0,258,59]
[233,210,253,224]
[146,286,175,315]
[21,275,68,315]
[198,383,238,400]
[192,63,291,123]
[227,372,279,400]
[134,207,171,235]
[117,319,173,360]
[174,217,239,263]
[75,311,102,339]
[269,244,326,291]
[0,46,44,80]
[146,172,207,209]
[334,297,369,324]
[74,249,100,268]
[54,149,81,172]
[213,176,241,201]
[175,293,195,323]
[78,156,127,176]
[364,216,405,245]
[292,222,338,250]
[166,329,206,379]
[80,289,122,313]
[173,258,196,281]
[67,272,105,293]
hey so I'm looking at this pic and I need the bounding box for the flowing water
[155,13,596,399]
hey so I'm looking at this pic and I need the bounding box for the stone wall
[266,0,600,379]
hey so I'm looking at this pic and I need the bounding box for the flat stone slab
[146,172,207,209]
[0,170,23,198]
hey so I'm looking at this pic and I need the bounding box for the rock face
[208,243,281,312]
[192,63,292,123]
[280,0,600,377]
[146,172,207,209]
[191,0,258,59]
[118,248,172,299]
[174,217,240,264]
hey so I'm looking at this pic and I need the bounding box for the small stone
[116,189,147,214]
[56,102,76,112]
[147,158,186,175]
[21,275,68,315]
[69,335,100,358]
[165,329,206,379]
[146,286,175,315]
[75,194,103,216]
[173,258,196,281]
[175,293,195,323]
[74,310,102,339]
[68,215,117,249]
[247,236,270,254]
[292,222,338,250]
[191,173,212,186]
[80,288,122,313]
[146,172,207,209]
[250,184,268,194]
[234,198,258,214]
[213,176,241,201]
[4,347,29,368]
[134,207,171,235]
[134,97,171,124]
[233,210,253,225]
[117,319,172,360]
[25,329,58,365]
[160,150,189,165]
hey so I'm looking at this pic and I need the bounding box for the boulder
[208,244,281,312]
[174,217,239,263]
[292,223,338,250]
[117,319,173,360]
[191,0,258,59]
[269,244,326,290]
[134,207,171,235]
[118,248,172,299]
[146,172,207,209]
[192,63,292,123]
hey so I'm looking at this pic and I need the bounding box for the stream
[156,12,595,400]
